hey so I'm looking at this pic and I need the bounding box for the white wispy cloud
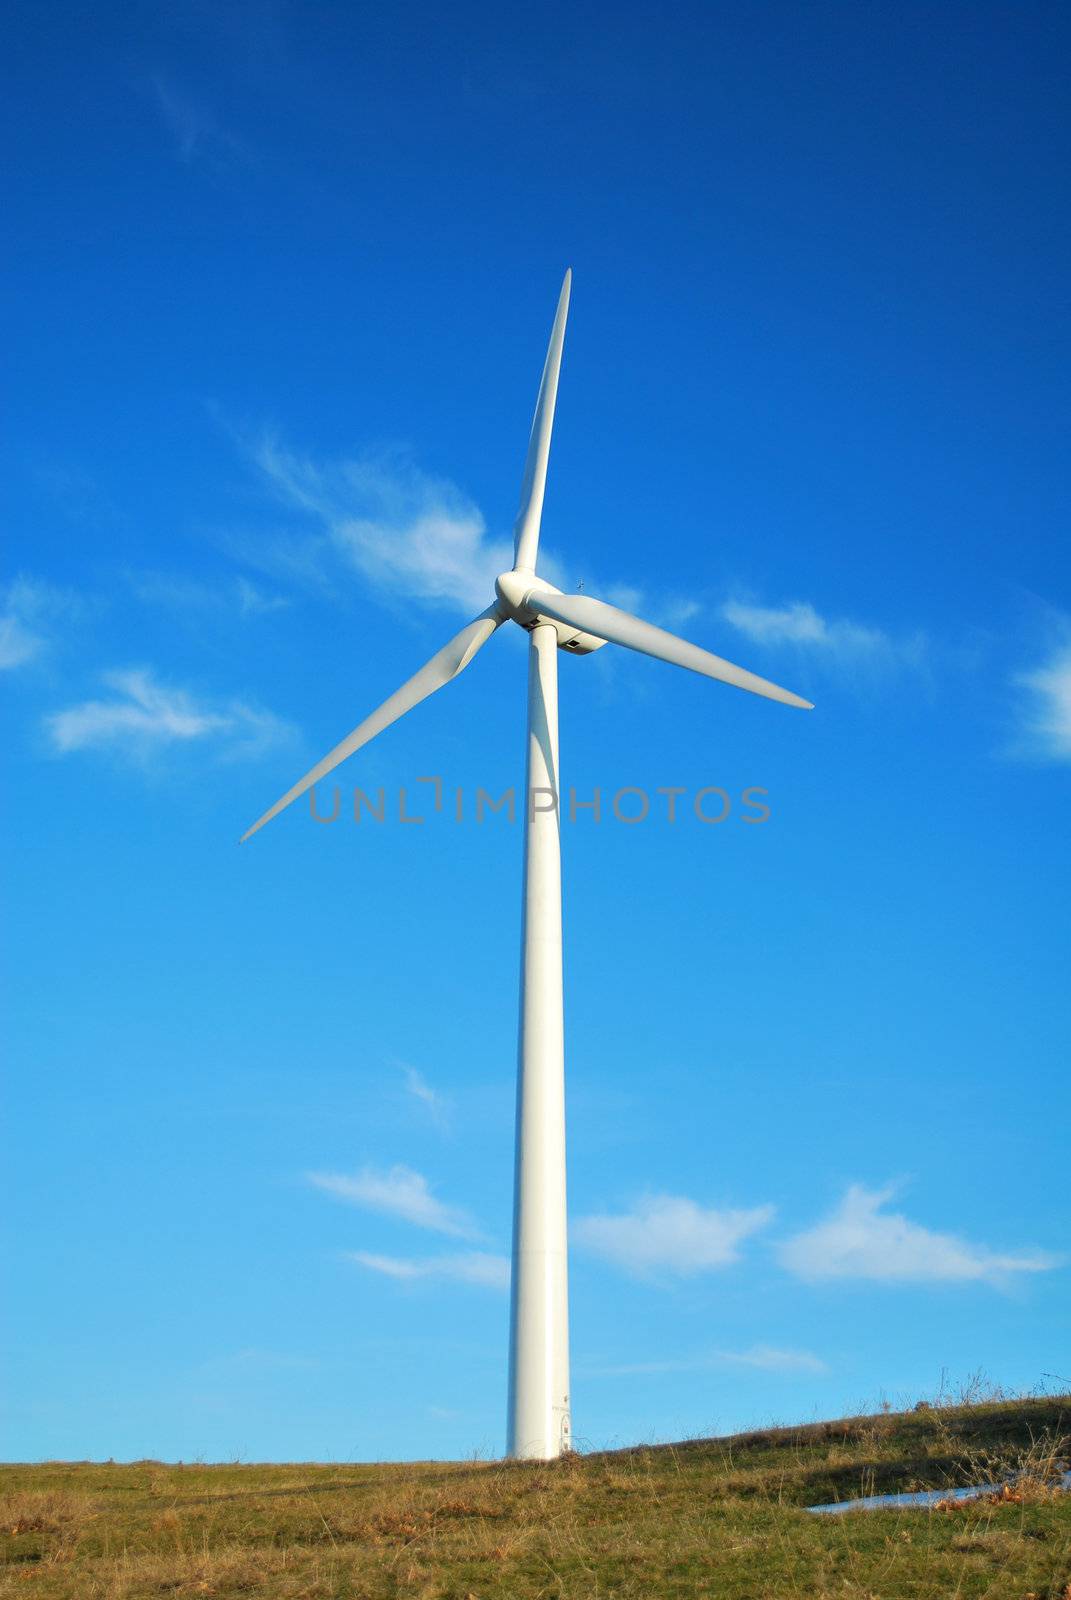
[235,576,288,616]
[1012,634,1071,763]
[722,1344,827,1372]
[237,427,705,635]
[129,570,289,618]
[401,1065,450,1130]
[778,1184,1060,1287]
[659,596,703,629]
[250,436,513,613]
[604,583,645,614]
[573,1194,775,1278]
[349,1251,509,1289]
[45,668,292,760]
[599,585,701,631]
[0,576,83,670]
[590,1344,827,1377]
[150,78,248,169]
[721,597,924,669]
[307,1164,477,1239]
[0,613,42,671]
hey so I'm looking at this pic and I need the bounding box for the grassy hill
[2,1395,1069,1598]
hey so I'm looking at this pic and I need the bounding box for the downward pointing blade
[525,588,814,709]
[240,604,504,843]
[513,270,571,573]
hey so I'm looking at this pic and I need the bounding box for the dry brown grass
[2,1396,1070,1598]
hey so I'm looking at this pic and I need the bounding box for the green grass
[3,1396,1070,1598]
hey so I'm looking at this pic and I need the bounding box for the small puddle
[806,1470,1071,1516]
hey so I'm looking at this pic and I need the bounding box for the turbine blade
[525,588,814,709]
[240,605,504,842]
[512,270,571,573]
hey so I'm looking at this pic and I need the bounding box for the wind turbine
[241,271,813,1460]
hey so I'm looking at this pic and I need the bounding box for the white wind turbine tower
[241,271,813,1460]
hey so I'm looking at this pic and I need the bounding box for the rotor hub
[494,572,607,655]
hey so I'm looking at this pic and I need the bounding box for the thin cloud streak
[588,1344,827,1377]
[237,427,702,639]
[150,78,248,169]
[45,668,292,761]
[721,597,925,671]
[401,1065,450,1130]
[722,1344,828,1373]
[0,576,84,670]
[573,1194,774,1278]
[0,613,42,671]
[128,570,290,618]
[250,436,513,613]
[1012,634,1071,763]
[778,1184,1060,1287]
[349,1250,509,1289]
[308,1164,478,1239]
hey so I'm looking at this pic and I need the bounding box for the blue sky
[4,0,1069,1462]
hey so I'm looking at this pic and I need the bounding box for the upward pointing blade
[240,604,504,843]
[512,270,571,574]
[525,587,814,709]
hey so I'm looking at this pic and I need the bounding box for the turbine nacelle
[495,571,609,655]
